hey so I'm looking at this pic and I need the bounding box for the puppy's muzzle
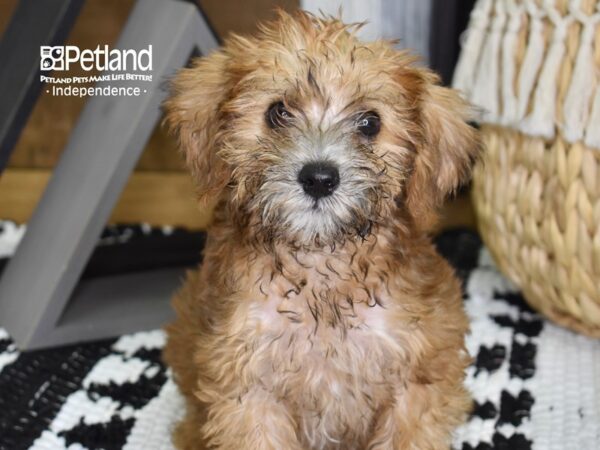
[298,161,340,200]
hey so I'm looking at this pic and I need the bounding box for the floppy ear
[405,81,481,229]
[163,51,232,202]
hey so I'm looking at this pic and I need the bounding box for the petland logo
[40,45,152,72]
[40,44,153,97]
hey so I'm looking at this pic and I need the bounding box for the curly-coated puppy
[163,10,480,450]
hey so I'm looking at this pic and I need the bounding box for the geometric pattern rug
[0,222,599,450]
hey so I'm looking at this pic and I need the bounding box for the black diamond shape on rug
[475,344,506,375]
[498,390,535,426]
[509,341,537,379]
[87,368,167,409]
[491,315,544,338]
[491,432,532,450]
[472,400,498,420]
[59,416,135,450]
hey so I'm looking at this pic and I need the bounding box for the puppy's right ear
[164,51,232,201]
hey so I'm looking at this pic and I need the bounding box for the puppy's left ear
[405,81,481,228]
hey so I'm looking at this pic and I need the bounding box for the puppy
[163,10,480,450]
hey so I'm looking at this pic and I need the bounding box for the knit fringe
[516,2,547,121]
[562,2,599,141]
[520,2,571,139]
[500,0,524,125]
[453,0,494,98]
[453,0,600,151]
[472,1,507,121]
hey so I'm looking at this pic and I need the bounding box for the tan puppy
[163,10,480,450]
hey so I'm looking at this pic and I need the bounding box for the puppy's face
[165,12,479,247]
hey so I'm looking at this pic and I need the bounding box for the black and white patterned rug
[0,221,599,450]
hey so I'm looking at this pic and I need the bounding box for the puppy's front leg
[366,380,470,450]
[202,388,302,450]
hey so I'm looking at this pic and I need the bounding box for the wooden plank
[0,169,214,229]
[0,0,18,37]
[436,191,477,232]
[0,168,474,232]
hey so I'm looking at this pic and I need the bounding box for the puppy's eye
[356,111,381,138]
[266,101,293,128]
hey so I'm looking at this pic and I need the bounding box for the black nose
[298,162,340,199]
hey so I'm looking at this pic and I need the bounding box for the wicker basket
[454,0,600,336]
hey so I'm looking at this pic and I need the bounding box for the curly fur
[163,10,481,450]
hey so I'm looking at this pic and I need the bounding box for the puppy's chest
[247,255,398,382]
[251,256,389,336]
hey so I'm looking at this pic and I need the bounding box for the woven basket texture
[473,127,600,336]
[462,0,600,336]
